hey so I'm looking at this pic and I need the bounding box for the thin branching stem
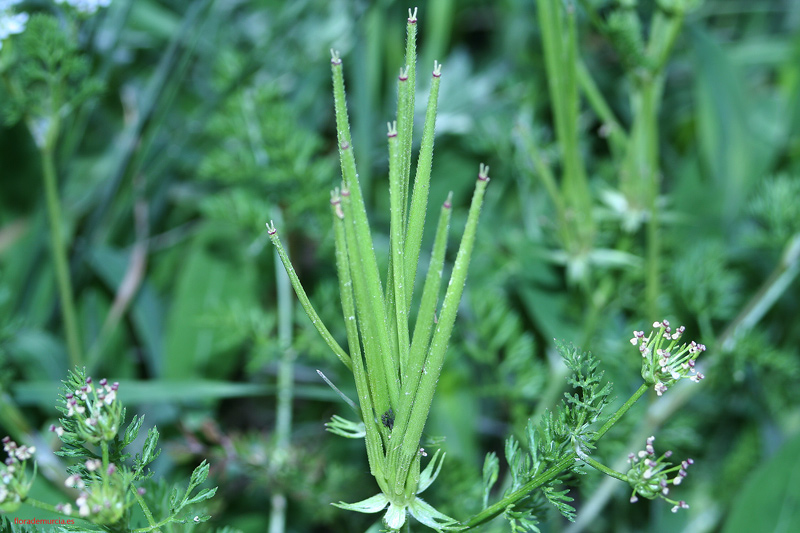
[462,383,649,528]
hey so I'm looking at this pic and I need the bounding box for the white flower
[76,493,90,517]
[0,0,27,49]
[65,474,85,489]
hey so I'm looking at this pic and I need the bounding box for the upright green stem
[269,214,295,533]
[41,137,83,368]
[637,80,662,320]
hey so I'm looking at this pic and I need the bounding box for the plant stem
[595,383,649,440]
[574,446,628,482]
[41,140,83,368]
[462,383,649,528]
[131,484,160,531]
[23,497,61,513]
[269,211,295,533]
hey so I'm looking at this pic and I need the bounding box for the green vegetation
[1,1,799,532]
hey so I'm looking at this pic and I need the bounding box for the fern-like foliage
[605,8,646,71]
[197,80,332,230]
[496,342,613,529]
[747,173,800,247]
[559,341,613,454]
[0,14,102,135]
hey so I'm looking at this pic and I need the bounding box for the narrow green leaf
[409,497,463,531]
[138,427,161,471]
[122,414,144,448]
[183,486,218,507]
[325,414,367,439]
[332,492,389,514]
[418,449,446,494]
[188,460,210,489]
[482,452,500,508]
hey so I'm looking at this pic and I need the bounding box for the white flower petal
[384,501,407,529]
[418,449,445,494]
[409,497,463,531]
[331,492,388,514]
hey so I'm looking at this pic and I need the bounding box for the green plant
[1,368,216,531]
[269,8,489,529]
[268,9,707,532]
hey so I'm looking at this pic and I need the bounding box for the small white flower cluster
[0,436,36,512]
[57,458,125,521]
[631,319,706,396]
[626,436,693,513]
[0,0,28,50]
[54,0,112,15]
[52,376,122,445]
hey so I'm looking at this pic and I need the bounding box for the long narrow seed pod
[266,222,351,371]
[404,62,442,313]
[397,8,418,226]
[331,51,400,409]
[394,165,490,496]
[387,122,411,379]
[340,189,392,435]
[388,193,452,475]
[330,192,388,489]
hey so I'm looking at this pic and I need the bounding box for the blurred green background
[1,0,799,531]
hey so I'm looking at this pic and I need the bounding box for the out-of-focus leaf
[162,230,257,380]
[87,245,164,376]
[722,431,800,533]
[690,26,786,224]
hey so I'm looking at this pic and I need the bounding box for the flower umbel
[0,436,36,512]
[55,373,123,445]
[631,319,706,396]
[626,436,693,512]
